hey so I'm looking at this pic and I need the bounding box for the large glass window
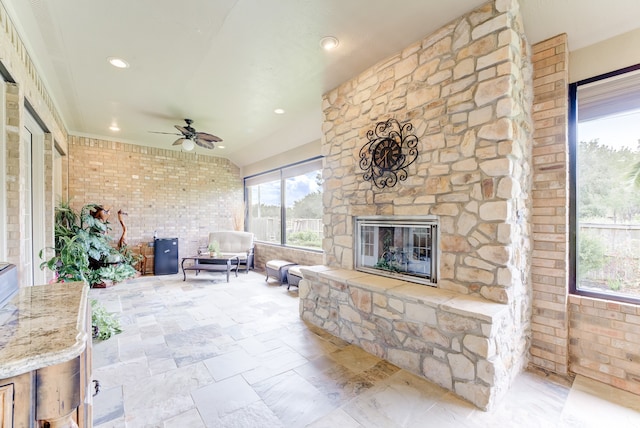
[570,65,640,304]
[247,175,281,244]
[245,158,323,250]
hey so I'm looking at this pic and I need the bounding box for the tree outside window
[245,158,323,250]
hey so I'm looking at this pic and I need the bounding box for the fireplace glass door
[355,216,438,286]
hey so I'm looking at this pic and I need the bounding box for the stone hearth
[299,266,514,410]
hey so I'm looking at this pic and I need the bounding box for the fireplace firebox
[354,216,438,286]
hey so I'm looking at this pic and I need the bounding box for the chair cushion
[220,252,247,261]
[209,231,254,254]
[266,260,295,270]
[288,265,305,277]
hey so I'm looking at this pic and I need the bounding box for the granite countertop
[0,281,90,379]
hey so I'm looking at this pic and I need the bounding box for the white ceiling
[3,0,640,166]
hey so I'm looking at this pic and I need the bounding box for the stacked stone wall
[321,0,532,306]
[308,0,533,410]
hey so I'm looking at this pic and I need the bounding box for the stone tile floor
[90,271,640,427]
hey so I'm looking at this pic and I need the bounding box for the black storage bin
[154,238,179,275]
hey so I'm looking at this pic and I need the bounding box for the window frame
[569,63,640,305]
[244,156,323,252]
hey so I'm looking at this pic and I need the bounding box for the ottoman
[265,260,296,285]
[286,265,307,290]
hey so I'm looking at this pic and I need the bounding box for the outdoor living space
[3,0,640,426]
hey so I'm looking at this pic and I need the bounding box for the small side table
[181,255,239,282]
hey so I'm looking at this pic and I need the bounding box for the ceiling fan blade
[172,138,184,146]
[149,131,181,136]
[194,138,215,150]
[195,132,222,142]
[175,125,191,135]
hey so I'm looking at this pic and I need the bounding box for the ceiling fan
[150,118,222,151]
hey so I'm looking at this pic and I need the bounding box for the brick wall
[530,34,640,397]
[254,242,323,273]
[569,296,640,394]
[4,83,21,266]
[0,0,65,285]
[530,34,570,375]
[43,133,54,283]
[67,136,243,262]
[0,3,67,148]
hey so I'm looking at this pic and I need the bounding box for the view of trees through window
[246,159,323,250]
[574,68,640,302]
[248,180,281,244]
[285,172,323,248]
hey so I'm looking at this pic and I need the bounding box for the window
[247,173,281,244]
[245,158,323,250]
[570,64,640,304]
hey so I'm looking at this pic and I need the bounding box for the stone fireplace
[354,216,439,286]
[300,0,532,410]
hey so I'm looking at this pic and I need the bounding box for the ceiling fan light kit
[181,138,195,151]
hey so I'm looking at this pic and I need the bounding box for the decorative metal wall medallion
[358,118,419,188]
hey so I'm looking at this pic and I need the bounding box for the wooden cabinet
[0,372,35,428]
[77,303,94,427]
[0,383,14,426]
[0,282,92,427]
[0,338,91,428]
[132,242,155,275]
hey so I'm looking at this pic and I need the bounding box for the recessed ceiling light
[109,125,120,131]
[217,145,225,149]
[107,57,129,69]
[274,108,285,115]
[320,36,339,50]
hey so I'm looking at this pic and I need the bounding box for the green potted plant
[91,300,122,340]
[41,201,139,286]
[208,240,220,257]
[40,200,139,339]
